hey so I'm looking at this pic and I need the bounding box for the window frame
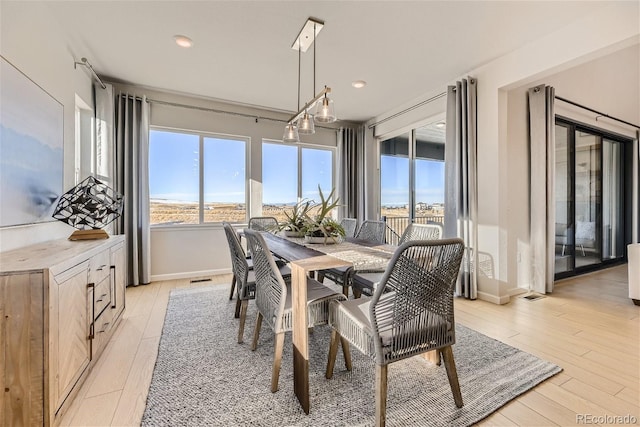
[149,126,250,227]
[261,139,337,206]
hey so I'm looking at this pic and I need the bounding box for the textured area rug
[142,285,561,427]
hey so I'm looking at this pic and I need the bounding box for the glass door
[554,118,629,279]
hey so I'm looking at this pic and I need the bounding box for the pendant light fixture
[283,18,336,142]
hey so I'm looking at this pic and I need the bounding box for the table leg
[291,263,310,414]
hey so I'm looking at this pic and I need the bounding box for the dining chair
[326,238,465,427]
[351,222,443,298]
[223,222,290,343]
[222,222,252,301]
[248,216,279,232]
[243,228,350,393]
[318,219,387,297]
[340,217,358,238]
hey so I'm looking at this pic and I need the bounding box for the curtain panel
[114,93,151,286]
[527,84,555,294]
[444,78,478,299]
[337,126,366,221]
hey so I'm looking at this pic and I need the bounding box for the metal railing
[382,215,444,245]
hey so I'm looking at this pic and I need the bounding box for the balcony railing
[382,215,444,245]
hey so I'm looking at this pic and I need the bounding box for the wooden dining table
[261,232,396,414]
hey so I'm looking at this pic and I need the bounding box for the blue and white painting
[0,57,63,227]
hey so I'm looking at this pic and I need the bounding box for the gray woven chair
[340,217,358,238]
[248,216,279,232]
[351,222,443,298]
[223,222,290,343]
[243,228,349,393]
[326,238,465,427]
[222,222,253,301]
[319,219,387,296]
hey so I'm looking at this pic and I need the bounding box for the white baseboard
[150,268,231,283]
[476,291,511,305]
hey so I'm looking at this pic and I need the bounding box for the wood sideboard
[0,236,126,426]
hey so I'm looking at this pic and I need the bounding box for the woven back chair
[351,223,444,299]
[243,228,348,393]
[340,218,358,238]
[326,238,465,427]
[355,220,387,244]
[318,219,387,296]
[223,222,261,343]
[399,222,442,244]
[248,216,279,232]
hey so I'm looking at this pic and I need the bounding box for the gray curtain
[337,126,365,221]
[527,84,555,294]
[114,93,151,286]
[444,78,478,299]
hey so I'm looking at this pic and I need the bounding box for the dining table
[261,232,397,414]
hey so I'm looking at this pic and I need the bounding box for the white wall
[368,2,639,303]
[112,84,340,281]
[0,2,95,251]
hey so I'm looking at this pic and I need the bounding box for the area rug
[142,285,562,427]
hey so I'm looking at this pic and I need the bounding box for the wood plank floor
[60,265,639,426]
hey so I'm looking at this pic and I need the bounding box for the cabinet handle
[87,283,95,289]
[88,323,95,340]
[110,265,117,308]
[96,264,107,271]
[98,322,110,333]
[96,293,108,303]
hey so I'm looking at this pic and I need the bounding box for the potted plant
[278,199,313,237]
[303,186,345,244]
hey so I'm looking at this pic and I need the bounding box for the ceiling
[42,1,610,123]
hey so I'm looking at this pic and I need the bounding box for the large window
[380,121,445,243]
[149,129,247,225]
[262,141,334,222]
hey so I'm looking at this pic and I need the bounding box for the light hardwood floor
[60,265,639,426]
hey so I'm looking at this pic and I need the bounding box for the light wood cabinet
[0,236,126,426]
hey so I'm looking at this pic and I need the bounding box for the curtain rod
[368,91,447,129]
[120,95,338,130]
[555,95,640,130]
[74,58,106,89]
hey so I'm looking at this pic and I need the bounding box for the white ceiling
[43,1,610,123]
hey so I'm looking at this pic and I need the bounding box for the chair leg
[375,364,388,427]
[234,296,242,319]
[353,288,362,299]
[342,283,350,298]
[229,275,236,300]
[441,346,463,408]
[237,300,248,343]
[326,329,340,379]
[424,349,441,365]
[317,271,325,283]
[251,312,263,351]
[340,336,352,371]
[271,332,285,393]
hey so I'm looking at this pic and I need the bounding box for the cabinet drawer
[93,276,111,320]
[90,250,110,284]
[91,308,113,359]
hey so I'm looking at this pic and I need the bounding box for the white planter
[304,235,343,245]
[283,230,305,237]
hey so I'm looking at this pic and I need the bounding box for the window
[149,129,247,225]
[262,141,335,222]
[380,121,445,243]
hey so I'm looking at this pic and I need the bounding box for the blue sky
[149,130,444,206]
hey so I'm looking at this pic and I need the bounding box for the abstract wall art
[0,56,64,227]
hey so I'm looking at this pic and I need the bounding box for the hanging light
[314,92,336,123]
[283,123,300,143]
[283,18,336,140]
[297,110,315,134]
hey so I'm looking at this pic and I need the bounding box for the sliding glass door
[554,119,630,279]
[380,121,445,244]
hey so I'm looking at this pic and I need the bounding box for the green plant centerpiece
[303,186,345,244]
[278,199,313,237]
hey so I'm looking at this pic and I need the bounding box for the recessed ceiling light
[174,35,193,48]
[351,80,367,89]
